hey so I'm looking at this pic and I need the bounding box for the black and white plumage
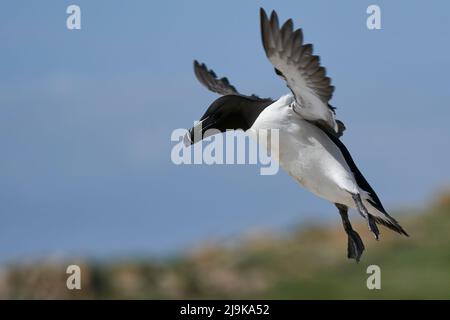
[186,8,408,262]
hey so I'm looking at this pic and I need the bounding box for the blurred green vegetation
[2,193,450,299]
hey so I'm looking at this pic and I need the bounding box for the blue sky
[1,0,449,263]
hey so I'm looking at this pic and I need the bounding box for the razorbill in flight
[185,8,408,261]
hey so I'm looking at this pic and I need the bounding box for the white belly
[249,95,359,206]
[278,122,357,205]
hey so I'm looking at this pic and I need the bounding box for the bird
[185,8,408,262]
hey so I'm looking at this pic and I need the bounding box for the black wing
[194,60,238,95]
[193,60,271,101]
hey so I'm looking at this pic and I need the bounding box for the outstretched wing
[193,60,271,101]
[193,60,238,95]
[260,8,340,134]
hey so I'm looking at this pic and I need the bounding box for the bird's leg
[351,193,380,240]
[336,204,365,262]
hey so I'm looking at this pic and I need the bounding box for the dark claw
[336,203,366,262]
[347,230,365,262]
[368,215,380,240]
[351,193,381,241]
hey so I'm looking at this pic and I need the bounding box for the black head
[184,95,272,145]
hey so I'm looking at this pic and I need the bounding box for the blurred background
[1,0,450,299]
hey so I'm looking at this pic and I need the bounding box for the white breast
[248,94,359,206]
